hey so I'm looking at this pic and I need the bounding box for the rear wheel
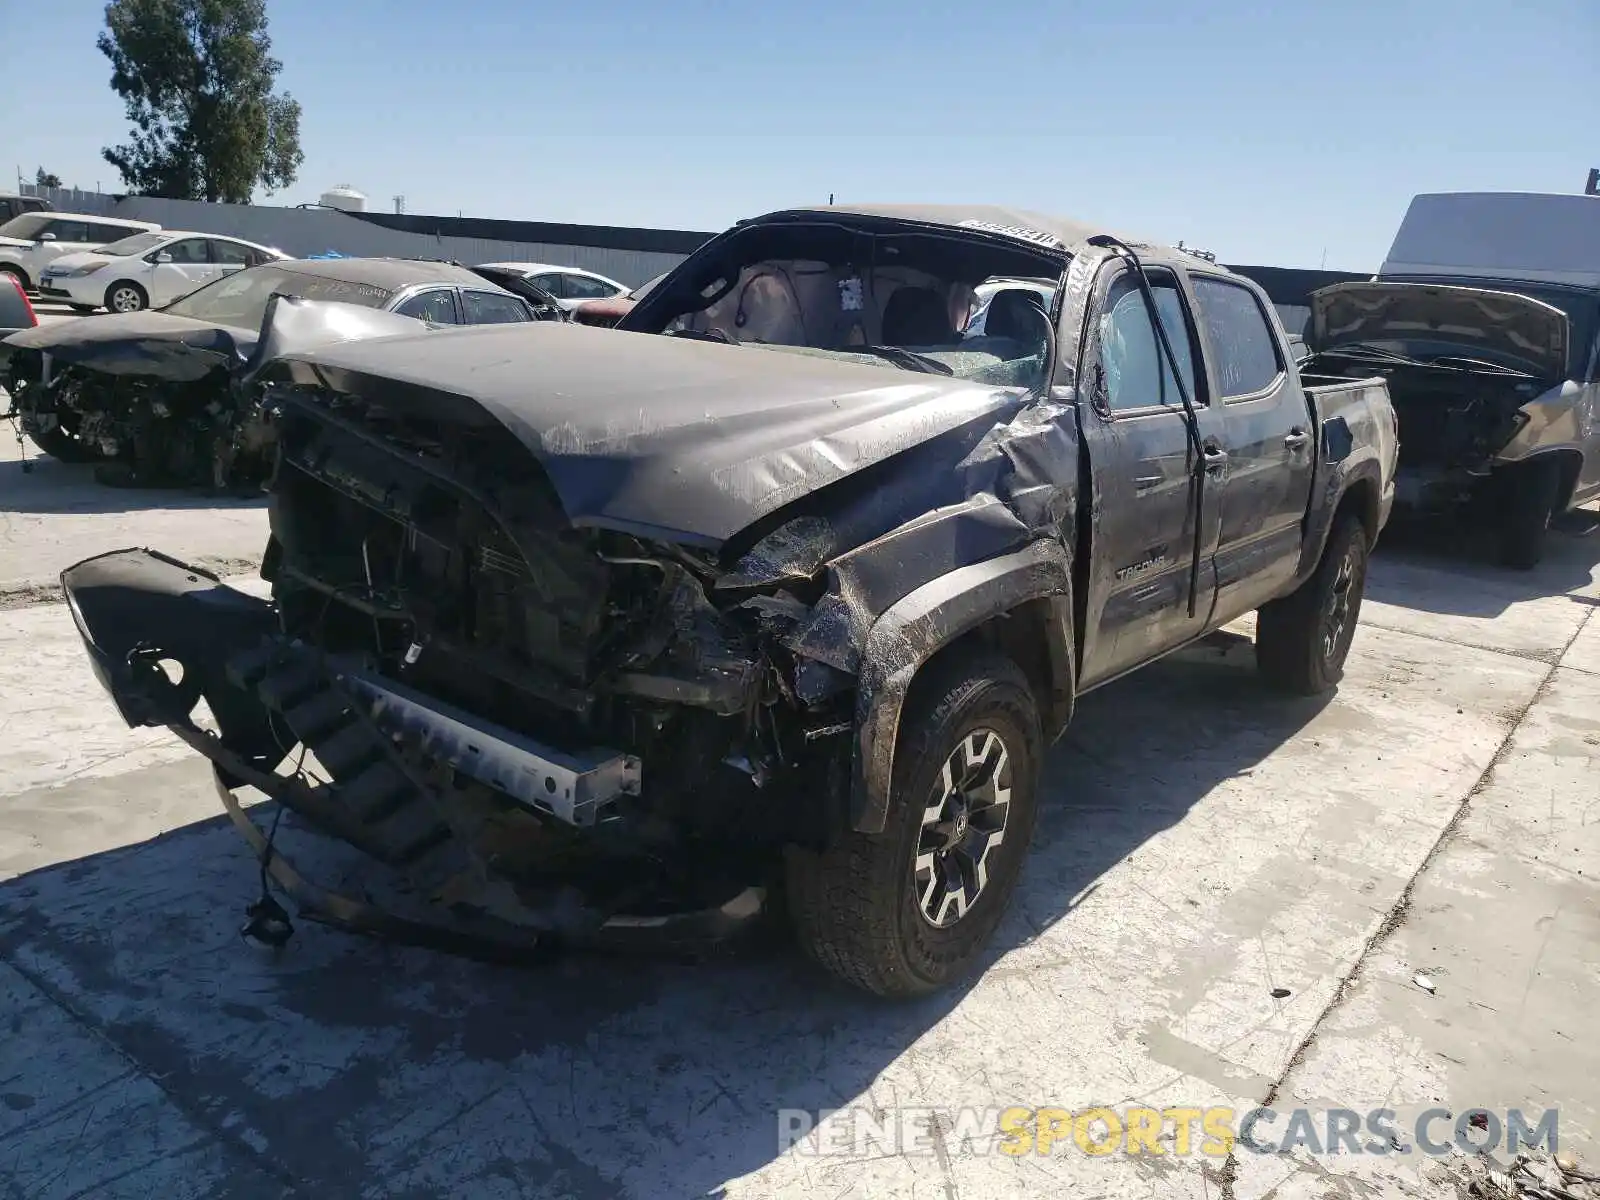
[786,651,1042,998]
[105,281,148,313]
[1256,515,1370,695]
[1495,459,1561,570]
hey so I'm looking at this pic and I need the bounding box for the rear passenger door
[1076,263,1227,687]
[1188,273,1315,621]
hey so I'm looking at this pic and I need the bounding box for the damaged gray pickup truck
[60,205,1398,997]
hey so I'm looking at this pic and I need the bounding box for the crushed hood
[1310,281,1569,379]
[3,298,429,384]
[267,322,1025,547]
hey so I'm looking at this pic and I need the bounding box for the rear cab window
[1189,275,1285,399]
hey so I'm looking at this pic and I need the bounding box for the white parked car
[38,230,289,313]
[473,261,629,311]
[0,212,160,292]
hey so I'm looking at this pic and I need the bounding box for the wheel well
[0,263,29,289]
[902,598,1072,740]
[1544,450,1585,512]
[1335,477,1379,543]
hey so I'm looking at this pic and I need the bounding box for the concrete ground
[0,414,1597,1197]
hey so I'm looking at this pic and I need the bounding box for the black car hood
[3,299,428,384]
[4,310,260,382]
[268,322,1025,547]
[1309,281,1569,379]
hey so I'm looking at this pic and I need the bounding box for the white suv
[0,212,160,291]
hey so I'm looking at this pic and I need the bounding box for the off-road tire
[105,281,148,313]
[1495,459,1561,571]
[1256,515,1369,695]
[785,651,1042,998]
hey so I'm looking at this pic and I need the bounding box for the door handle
[1284,428,1311,450]
[1202,443,1228,475]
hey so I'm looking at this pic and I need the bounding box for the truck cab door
[1075,264,1226,688]
[1187,273,1316,622]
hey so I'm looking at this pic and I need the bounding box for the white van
[0,211,160,291]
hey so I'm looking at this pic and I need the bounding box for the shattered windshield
[635,222,1064,391]
[165,264,394,329]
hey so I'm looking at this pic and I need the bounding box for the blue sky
[1,0,1592,270]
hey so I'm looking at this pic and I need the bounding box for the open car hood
[3,298,428,383]
[265,321,1023,547]
[1309,281,1569,379]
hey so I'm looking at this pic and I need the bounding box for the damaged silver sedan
[3,257,566,488]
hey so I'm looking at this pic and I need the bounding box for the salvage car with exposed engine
[58,205,1397,997]
[1302,192,1599,568]
[3,256,567,487]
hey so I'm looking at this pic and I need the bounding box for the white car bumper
[35,271,105,308]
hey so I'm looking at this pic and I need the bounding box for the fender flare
[848,538,1075,834]
[1298,456,1387,583]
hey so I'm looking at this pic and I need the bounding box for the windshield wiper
[850,345,954,376]
[1422,354,1537,377]
[1316,343,1433,368]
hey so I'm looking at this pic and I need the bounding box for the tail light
[7,273,37,327]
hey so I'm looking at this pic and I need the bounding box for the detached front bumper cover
[59,547,766,961]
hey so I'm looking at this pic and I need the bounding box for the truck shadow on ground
[0,452,267,515]
[0,637,1326,1199]
[1366,507,1600,619]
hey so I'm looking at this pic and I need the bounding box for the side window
[564,274,617,300]
[164,238,210,264]
[92,223,140,244]
[530,272,567,299]
[1191,277,1284,399]
[42,219,91,242]
[394,288,460,324]
[210,240,253,266]
[1097,271,1201,413]
[462,290,533,324]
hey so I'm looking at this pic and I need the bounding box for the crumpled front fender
[60,549,281,764]
[849,538,1074,834]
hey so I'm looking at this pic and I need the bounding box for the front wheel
[785,651,1042,998]
[1495,460,1561,570]
[1255,515,1370,695]
[104,281,148,313]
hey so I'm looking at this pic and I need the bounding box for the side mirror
[153,251,173,264]
[37,232,55,242]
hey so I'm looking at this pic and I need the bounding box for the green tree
[34,168,63,188]
[98,0,304,203]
